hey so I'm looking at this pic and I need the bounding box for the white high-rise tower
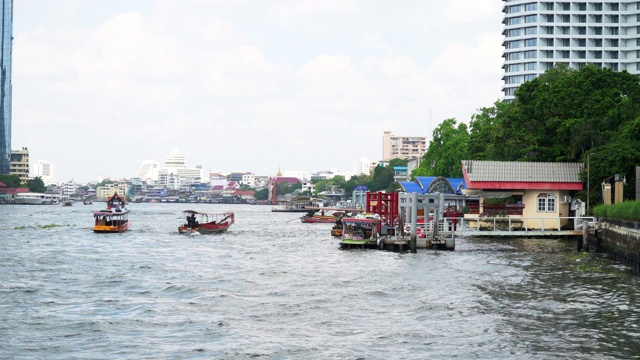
[502,1,640,101]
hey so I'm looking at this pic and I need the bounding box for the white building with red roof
[461,160,584,230]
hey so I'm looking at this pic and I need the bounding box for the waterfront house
[461,160,584,230]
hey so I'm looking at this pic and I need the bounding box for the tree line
[412,64,640,206]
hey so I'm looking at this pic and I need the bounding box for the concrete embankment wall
[591,218,640,273]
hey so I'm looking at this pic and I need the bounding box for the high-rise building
[382,131,426,161]
[0,0,12,174]
[501,1,640,101]
[137,160,160,182]
[354,157,372,175]
[35,160,55,184]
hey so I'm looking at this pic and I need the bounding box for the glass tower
[0,0,11,174]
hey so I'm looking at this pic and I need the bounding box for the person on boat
[187,213,197,228]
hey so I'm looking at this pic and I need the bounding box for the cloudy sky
[12,0,505,183]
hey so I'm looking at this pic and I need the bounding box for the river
[1,203,639,359]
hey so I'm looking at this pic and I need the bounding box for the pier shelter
[461,160,584,231]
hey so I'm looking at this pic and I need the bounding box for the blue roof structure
[401,176,466,194]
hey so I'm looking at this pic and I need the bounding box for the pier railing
[408,216,598,237]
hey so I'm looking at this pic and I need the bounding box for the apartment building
[502,1,640,101]
[9,147,28,183]
[382,131,426,161]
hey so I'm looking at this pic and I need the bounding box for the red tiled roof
[0,181,6,187]
[272,177,300,184]
[0,187,29,195]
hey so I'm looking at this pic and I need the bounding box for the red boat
[178,210,235,234]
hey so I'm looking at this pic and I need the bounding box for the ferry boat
[14,193,59,205]
[339,217,380,249]
[92,192,130,233]
[178,210,235,234]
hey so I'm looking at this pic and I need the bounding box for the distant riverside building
[137,160,160,182]
[9,147,28,183]
[354,157,372,175]
[158,148,206,189]
[96,183,129,200]
[0,0,12,174]
[501,0,640,101]
[35,160,55,184]
[382,131,426,161]
[62,180,78,196]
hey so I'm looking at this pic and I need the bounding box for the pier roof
[461,160,584,190]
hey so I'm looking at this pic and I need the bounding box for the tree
[370,165,395,192]
[254,188,269,200]
[412,118,469,178]
[0,174,22,188]
[26,177,46,193]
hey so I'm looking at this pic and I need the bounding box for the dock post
[410,192,417,253]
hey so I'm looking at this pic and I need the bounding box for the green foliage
[276,182,301,196]
[412,118,469,178]
[593,201,640,221]
[0,174,22,187]
[388,158,408,167]
[254,188,268,200]
[27,177,46,193]
[369,164,395,192]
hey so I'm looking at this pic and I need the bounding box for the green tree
[0,174,22,188]
[26,177,47,193]
[412,118,469,178]
[254,188,269,200]
[370,165,395,192]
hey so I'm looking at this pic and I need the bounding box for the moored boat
[92,192,130,233]
[14,192,59,205]
[178,210,235,234]
[339,217,380,249]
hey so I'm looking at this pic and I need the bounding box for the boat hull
[300,216,336,223]
[178,221,232,234]
[93,221,131,233]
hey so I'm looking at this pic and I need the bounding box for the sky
[12,0,505,183]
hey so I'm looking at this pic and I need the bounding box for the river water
[1,203,639,359]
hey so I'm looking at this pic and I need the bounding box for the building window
[525,15,537,23]
[578,39,586,47]
[524,27,537,35]
[609,27,619,36]
[595,27,603,35]
[561,38,570,47]
[524,50,537,59]
[525,38,538,47]
[595,15,602,23]
[578,3,587,11]
[610,39,619,47]
[560,26,570,35]
[509,17,522,25]
[537,193,556,212]
[564,15,572,23]
[595,39,603,47]
[524,62,537,70]
[525,3,537,11]
[561,50,570,58]
[508,29,521,37]
[561,2,570,11]
[578,51,586,59]
[595,51,603,59]
[595,3,603,11]
[578,27,587,35]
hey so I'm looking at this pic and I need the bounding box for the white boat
[14,193,60,205]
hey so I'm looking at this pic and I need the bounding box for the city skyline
[11,1,504,183]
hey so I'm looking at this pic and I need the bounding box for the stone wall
[592,218,640,272]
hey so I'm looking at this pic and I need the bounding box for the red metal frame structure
[366,192,399,232]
